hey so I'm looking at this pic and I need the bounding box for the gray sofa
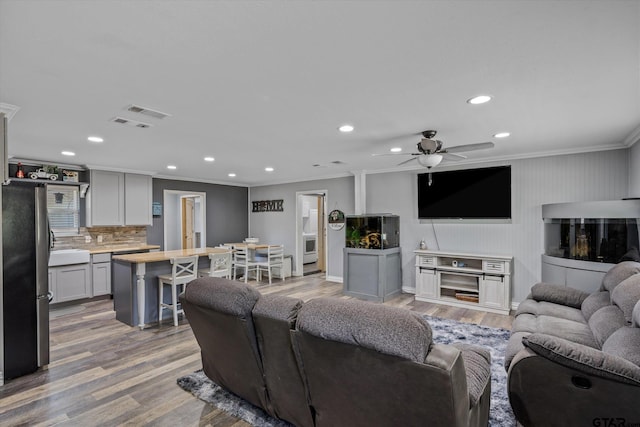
[505,261,640,426]
[181,277,492,427]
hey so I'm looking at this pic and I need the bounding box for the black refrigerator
[1,182,51,382]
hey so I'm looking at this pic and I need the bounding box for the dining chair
[158,255,199,326]
[256,245,285,284]
[199,250,232,279]
[232,246,258,283]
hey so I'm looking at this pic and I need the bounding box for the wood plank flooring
[0,273,513,426]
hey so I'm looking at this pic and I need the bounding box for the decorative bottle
[16,162,25,178]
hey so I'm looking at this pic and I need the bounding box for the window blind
[47,185,80,235]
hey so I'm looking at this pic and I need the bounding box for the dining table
[112,247,230,329]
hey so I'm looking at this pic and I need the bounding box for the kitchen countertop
[88,244,161,254]
[112,247,228,263]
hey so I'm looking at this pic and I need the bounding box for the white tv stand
[414,250,512,315]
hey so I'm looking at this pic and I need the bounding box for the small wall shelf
[414,250,512,314]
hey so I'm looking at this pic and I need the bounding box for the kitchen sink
[48,249,90,267]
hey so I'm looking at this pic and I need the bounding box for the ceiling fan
[374,130,495,169]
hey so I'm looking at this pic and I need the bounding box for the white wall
[366,149,629,303]
[629,141,640,198]
[248,149,628,303]
[249,176,354,279]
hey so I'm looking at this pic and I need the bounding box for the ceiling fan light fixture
[338,124,354,133]
[467,95,492,105]
[494,132,510,138]
[417,154,443,169]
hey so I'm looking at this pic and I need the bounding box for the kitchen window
[47,185,80,236]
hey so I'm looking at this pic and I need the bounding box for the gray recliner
[506,261,640,426]
[291,297,492,427]
[181,277,492,427]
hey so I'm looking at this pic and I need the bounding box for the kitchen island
[112,247,229,329]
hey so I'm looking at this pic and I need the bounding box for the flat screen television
[417,165,511,219]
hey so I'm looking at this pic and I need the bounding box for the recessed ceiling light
[228,173,236,177]
[204,156,215,162]
[61,151,75,156]
[338,124,354,133]
[467,95,492,105]
[390,147,402,153]
[167,165,177,170]
[494,132,510,138]
[265,167,274,172]
[87,136,104,143]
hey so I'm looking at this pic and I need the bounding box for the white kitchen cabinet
[86,170,152,226]
[124,173,152,225]
[91,253,112,296]
[49,264,91,303]
[414,250,512,315]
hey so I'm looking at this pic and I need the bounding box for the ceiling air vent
[110,116,153,128]
[126,104,171,120]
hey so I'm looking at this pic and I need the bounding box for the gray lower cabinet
[49,264,91,303]
[343,247,402,302]
[91,253,112,296]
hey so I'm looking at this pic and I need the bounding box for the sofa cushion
[451,343,491,407]
[611,274,640,323]
[588,306,626,348]
[530,282,589,309]
[182,276,260,317]
[602,327,640,366]
[296,297,432,363]
[516,299,586,323]
[523,333,640,386]
[511,313,596,348]
[601,261,640,292]
[619,246,640,263]
[581,291,611,321]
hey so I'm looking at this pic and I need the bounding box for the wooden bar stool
[158,256,199,326]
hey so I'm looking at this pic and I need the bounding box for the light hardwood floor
[0,273,513,426]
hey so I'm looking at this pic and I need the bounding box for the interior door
[181,197,195,249]
[317,196,326,272]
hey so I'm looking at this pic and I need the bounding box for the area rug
[177,315,515,426]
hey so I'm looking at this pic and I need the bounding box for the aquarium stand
[343,247,402,302]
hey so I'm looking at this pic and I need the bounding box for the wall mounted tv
[417,165,511,219]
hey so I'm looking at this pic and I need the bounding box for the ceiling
[1,1,639,187]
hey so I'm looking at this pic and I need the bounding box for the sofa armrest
[530,282,590,309]
[523,333,640,385]
[507,345,640,426]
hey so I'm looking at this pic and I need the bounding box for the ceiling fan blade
[443,152,466,161]
[397,157,418,166]
[444,142,494,153]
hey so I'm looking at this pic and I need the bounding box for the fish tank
[345,214,399,249]
[543,201,640,263]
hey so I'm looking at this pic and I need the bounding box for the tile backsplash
[53,226,148,250]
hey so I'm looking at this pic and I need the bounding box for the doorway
[295,191,327,277]
[163,190,206,250]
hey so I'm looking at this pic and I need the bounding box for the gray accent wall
[147,178,248,249]
[366,149,629,304]
[249,176,354,278]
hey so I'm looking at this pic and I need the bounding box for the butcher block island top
[112,247,229,264]
[89,244,161,254]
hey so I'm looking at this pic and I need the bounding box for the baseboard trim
[325,275,343,283]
